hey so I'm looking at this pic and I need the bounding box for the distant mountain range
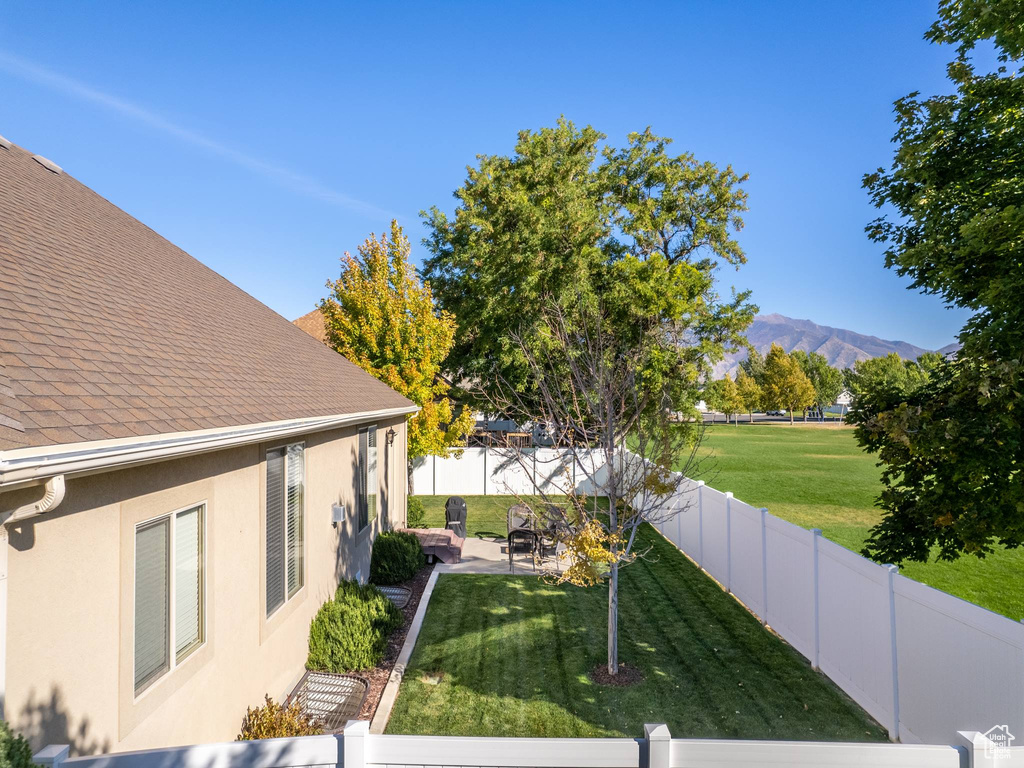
[715,313,959,378]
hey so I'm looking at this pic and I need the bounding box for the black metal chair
[507,504,533,539]
[507,504,537,573]
[538,504,565,551]
[444,496,467,538]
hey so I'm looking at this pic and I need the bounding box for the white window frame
[265,441,306,619]
[358,425,378,532]
[133,501,207,699]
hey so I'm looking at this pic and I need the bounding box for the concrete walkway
[436,535,566,575]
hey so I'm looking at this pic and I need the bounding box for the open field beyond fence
[693,424,1024,620]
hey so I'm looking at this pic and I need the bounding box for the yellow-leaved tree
[320,220,474,461]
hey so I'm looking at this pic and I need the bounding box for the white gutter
[0,405,418,488]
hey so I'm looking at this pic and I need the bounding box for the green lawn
[387,522,887,740]
[693,423,1024,620]
[413,494,609,539]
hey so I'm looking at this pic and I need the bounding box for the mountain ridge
[715,313,957,377]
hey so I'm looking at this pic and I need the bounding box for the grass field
[693,423,1024,620]
[414,495,609,539]
[386,523,887,740]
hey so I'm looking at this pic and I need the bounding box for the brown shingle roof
[0,140,412,451]
[293,309,328,343]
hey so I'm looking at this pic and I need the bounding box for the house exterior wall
[3,416,407,755]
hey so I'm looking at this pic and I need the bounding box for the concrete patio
[436,533,567,575]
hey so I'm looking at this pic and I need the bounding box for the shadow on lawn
[392,526,888,742]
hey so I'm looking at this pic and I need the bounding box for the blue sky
[1,1,971,350]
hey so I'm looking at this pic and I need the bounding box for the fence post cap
[759,507,769,514]
[696,480,706,487]
[33,745,69,766]
[643,723,671,740]
[724,491,734,498]
[955,730,997,756]
[810,528,822,535]
[884,563,899,574]
[344,719,370,735]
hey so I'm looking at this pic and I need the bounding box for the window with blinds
[134,503,205,696]
[175,506,203,660]
[266,443,304,617]
[358,426,377,531]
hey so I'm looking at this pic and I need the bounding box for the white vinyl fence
[413,448,1024,747]
[412,448,608,496]
[39,720,1012,768]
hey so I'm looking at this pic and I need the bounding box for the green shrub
[307,581,403,672]
[370,530,425,585]
[406,497,426,528]
[237,695,323,740]
[0,720,33,768]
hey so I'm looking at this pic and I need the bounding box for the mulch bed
[589,662,644,687]
[355,563,435,721]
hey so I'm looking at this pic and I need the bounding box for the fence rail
[649,471,1024,747]
[42,721,1017,768]
[37,724,1024,768]
[411,446,1024,747]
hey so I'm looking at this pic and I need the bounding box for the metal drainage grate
[287,671,369,732]
[379,585,411,609]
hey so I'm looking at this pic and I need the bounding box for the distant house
[294,308,329,343]
[0,139,416,753]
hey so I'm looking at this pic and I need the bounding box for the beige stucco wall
[4,416,407,754]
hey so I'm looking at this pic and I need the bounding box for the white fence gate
[412,447,1024,747]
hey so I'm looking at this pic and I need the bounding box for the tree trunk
[749,410,753,424]
[790,408,795,425]
[608,560,619,675]
[607,428,619,676]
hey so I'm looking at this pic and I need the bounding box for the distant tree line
[704,346,951,427]
[704,344,843,425]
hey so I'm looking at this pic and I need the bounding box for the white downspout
[0,474,65,720]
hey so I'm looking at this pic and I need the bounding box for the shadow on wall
[333,446,363,585]
[16,686,111,756]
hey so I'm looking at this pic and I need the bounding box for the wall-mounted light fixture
[386,427,397,446]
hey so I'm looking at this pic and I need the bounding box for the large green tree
[736,368,763,422]
[761,344,816,425]
[422,119,756,418]
[853,0,1024,563]
[844,352,942,400]
[791,350,844,417]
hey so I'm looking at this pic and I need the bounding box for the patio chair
[538,504,566,551]
[507,504,533,540]
[508,527,537,573]
[444,496,467,539]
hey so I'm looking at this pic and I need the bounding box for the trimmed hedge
[0,720,32,768]
[370,530,425,585]
[237,695,323,740]
[307,581,403,673]
[406,497,426,528]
